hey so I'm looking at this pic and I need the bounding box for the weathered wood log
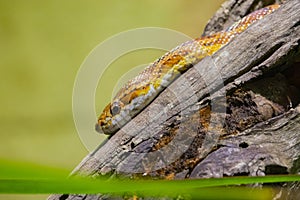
[49,0,300,199]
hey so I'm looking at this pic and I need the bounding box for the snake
[96,4,280,135]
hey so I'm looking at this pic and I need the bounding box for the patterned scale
[96,4,280,135]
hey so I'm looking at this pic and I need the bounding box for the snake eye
[111,103,121,116]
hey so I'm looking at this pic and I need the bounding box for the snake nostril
[95,123,103,133]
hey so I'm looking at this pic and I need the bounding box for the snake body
[96,5,280,135]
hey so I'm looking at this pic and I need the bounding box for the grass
[1,158,299,199]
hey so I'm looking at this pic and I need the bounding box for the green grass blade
[0,175,299,194]
[0,159,70,179]
[0,159,299,199]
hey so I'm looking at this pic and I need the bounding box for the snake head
[96,81,162,135]
[96,100,127,134]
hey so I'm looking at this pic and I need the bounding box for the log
[49,0,300,199]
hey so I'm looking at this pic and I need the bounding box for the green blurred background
[0,0,223,199]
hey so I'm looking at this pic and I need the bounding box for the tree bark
[49,0,300,199]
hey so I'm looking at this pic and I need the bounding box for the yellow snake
[96,4,280,135]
